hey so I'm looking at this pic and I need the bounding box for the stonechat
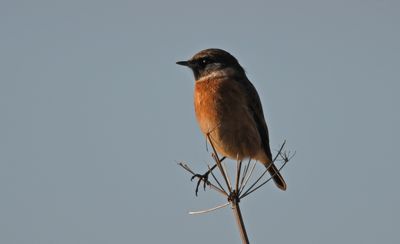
[177,48,286,191]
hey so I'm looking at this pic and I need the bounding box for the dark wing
[238,78,273,161]
[239,78,287,190]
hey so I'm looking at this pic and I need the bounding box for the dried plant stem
[231,194,249,244]
[179,139,293,244]
[235,159,242,194]
[178,162,227,197]
[207,134,249,244]
[207,134,232,192]
[189,202,230,215]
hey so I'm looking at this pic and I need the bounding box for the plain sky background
[1,0,399,243]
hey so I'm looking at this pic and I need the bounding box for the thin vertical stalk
[231,196,249,244]
[207,134,232,193]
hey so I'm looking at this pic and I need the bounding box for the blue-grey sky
[1,0,399,243]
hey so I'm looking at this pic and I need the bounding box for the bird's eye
[201,58,210,65]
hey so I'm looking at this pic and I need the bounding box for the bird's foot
[191,171,211,196]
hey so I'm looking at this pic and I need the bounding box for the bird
[176,48,286,191]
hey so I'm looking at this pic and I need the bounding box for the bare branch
[208,164,227,194]
[240,152,291,199]
[178,140,294,244]
[177,162,228,197]
[239,161,256,195]
[239,141,287,197]
[235,158,243,192]
[221,159,232,191]
[239,162,273,197]
[272,140,287,163]
[240,158,251,189]
[188,202,230,215]
[208,134,232,193]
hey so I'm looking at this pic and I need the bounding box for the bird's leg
[191,157,226,196]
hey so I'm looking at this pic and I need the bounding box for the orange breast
[193,78,263,160]
[194,79,220,135]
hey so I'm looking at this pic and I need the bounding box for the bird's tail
[266,163,287,191]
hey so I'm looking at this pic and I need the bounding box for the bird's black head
[176,48,245,80]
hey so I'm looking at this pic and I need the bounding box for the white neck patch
[196,67,237,83]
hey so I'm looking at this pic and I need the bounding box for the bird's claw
[191,172,210,196]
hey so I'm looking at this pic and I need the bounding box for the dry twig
[178,138,294,244]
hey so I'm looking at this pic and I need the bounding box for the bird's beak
[176,60,191,67]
